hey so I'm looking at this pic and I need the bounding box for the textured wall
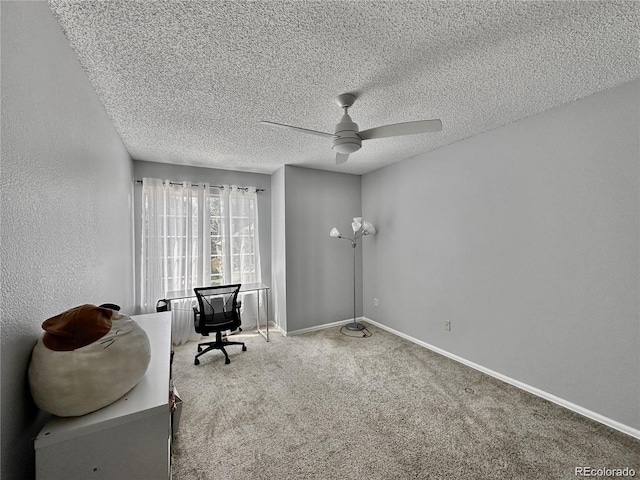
[1,3,134,479]
[362,80,640,431]
[283,166,362,333]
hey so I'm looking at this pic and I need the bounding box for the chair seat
[197,317,237,335]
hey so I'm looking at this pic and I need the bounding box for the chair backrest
[193,284,241,334]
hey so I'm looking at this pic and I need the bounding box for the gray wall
[1,3,135,479]
[132,160,271,314]
[362,80,640,430]
[283,166,362,332]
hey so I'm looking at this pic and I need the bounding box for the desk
[166,283,270,341]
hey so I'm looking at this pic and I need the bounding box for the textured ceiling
[48,1,639,175]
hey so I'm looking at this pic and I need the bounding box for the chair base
[194,331,246,365]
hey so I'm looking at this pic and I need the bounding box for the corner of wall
[270,167,287,332]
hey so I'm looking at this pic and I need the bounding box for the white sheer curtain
[217,185,262,325]
[218,185,262,284]
[140,178,210,344]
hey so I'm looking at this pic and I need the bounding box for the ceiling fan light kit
[332,93,361,154]
[261,93,442,165]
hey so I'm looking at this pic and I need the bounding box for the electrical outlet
[444,320,451,331]
[374,298,379,307]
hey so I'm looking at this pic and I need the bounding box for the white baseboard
[280,316,640,439]
[362,317,640,441]
[268,321,287,336]
[285,317,362,336]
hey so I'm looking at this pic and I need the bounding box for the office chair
[193,284,246,365]
[155,299,169,312]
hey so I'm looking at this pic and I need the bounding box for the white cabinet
[34,312,173,480]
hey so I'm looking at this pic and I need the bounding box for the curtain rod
[135,180,265,192]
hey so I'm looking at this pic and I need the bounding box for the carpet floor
[170,323,639,480]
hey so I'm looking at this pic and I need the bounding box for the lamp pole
[350,239,360,331]
[330,220,375,332]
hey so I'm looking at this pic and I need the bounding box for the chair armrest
[193,306,201,333]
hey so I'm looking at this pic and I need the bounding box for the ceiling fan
[260,93,442,164]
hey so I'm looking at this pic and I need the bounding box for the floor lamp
[330,217,376,331]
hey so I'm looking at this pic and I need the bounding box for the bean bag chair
[29,304,151,417]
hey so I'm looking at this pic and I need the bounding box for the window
[209,187,261,286]
[210,197,224,285]
[140,179,261,314]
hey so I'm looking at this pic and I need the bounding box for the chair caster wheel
[242,345,247,351]
[225,358,230,365]
[194,358,200,365]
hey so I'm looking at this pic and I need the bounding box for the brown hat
[42,305,113,351]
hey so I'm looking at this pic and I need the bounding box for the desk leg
[265,291,269,342]
[256,289,269,342]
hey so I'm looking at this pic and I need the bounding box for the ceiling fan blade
[336,153,349,165]
[359,119,442,140]
[260,121,333,138]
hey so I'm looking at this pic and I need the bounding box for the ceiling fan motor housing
[332,113,362,154]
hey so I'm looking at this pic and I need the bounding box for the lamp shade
[351,221,362,233]
[362,221,376,235]
[329,227,341,238]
